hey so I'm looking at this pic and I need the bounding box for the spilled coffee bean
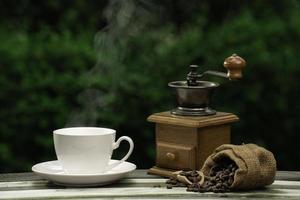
[166,158,238,193]
[166,177,187,188]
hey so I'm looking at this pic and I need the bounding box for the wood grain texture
[196,124,230,168]
[1,171,300,199]
[156,124,197,145]
[148,112,239,128]
[0,170,299,181]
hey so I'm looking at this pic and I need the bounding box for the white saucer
[32,160,136,187]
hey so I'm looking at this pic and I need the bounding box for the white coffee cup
[53,127,134,174]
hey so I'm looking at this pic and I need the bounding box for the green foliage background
[0,0,300,172]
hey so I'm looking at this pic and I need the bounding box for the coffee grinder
[147,54,246,177]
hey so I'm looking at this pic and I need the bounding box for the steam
[66,0,157,127]
[65,89,104,127]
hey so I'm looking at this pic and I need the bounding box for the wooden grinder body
[147,111,239,177]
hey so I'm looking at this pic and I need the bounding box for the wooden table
[1,170,300,199]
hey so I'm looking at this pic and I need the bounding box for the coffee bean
[186,186,194,192]
[176,182,187,187]
[191,170,198,177]
[213,188,221,193]
[186,176,193,182]
[167,184,173,189]
[222,182,229,188]
[191,177,198,183]
[191,183,198,188]
[210,177,216,184]
[216,171,222,177]
[225,169,231,174]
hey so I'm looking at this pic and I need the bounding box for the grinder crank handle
[195,54,246,81]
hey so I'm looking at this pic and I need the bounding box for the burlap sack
[201,143,276,190]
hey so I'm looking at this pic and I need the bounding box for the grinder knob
[223,54,246,80]
[166,152,176,161]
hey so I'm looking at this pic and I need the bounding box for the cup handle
[106,136,134,171]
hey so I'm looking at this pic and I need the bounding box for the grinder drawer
[156,142,196,170]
